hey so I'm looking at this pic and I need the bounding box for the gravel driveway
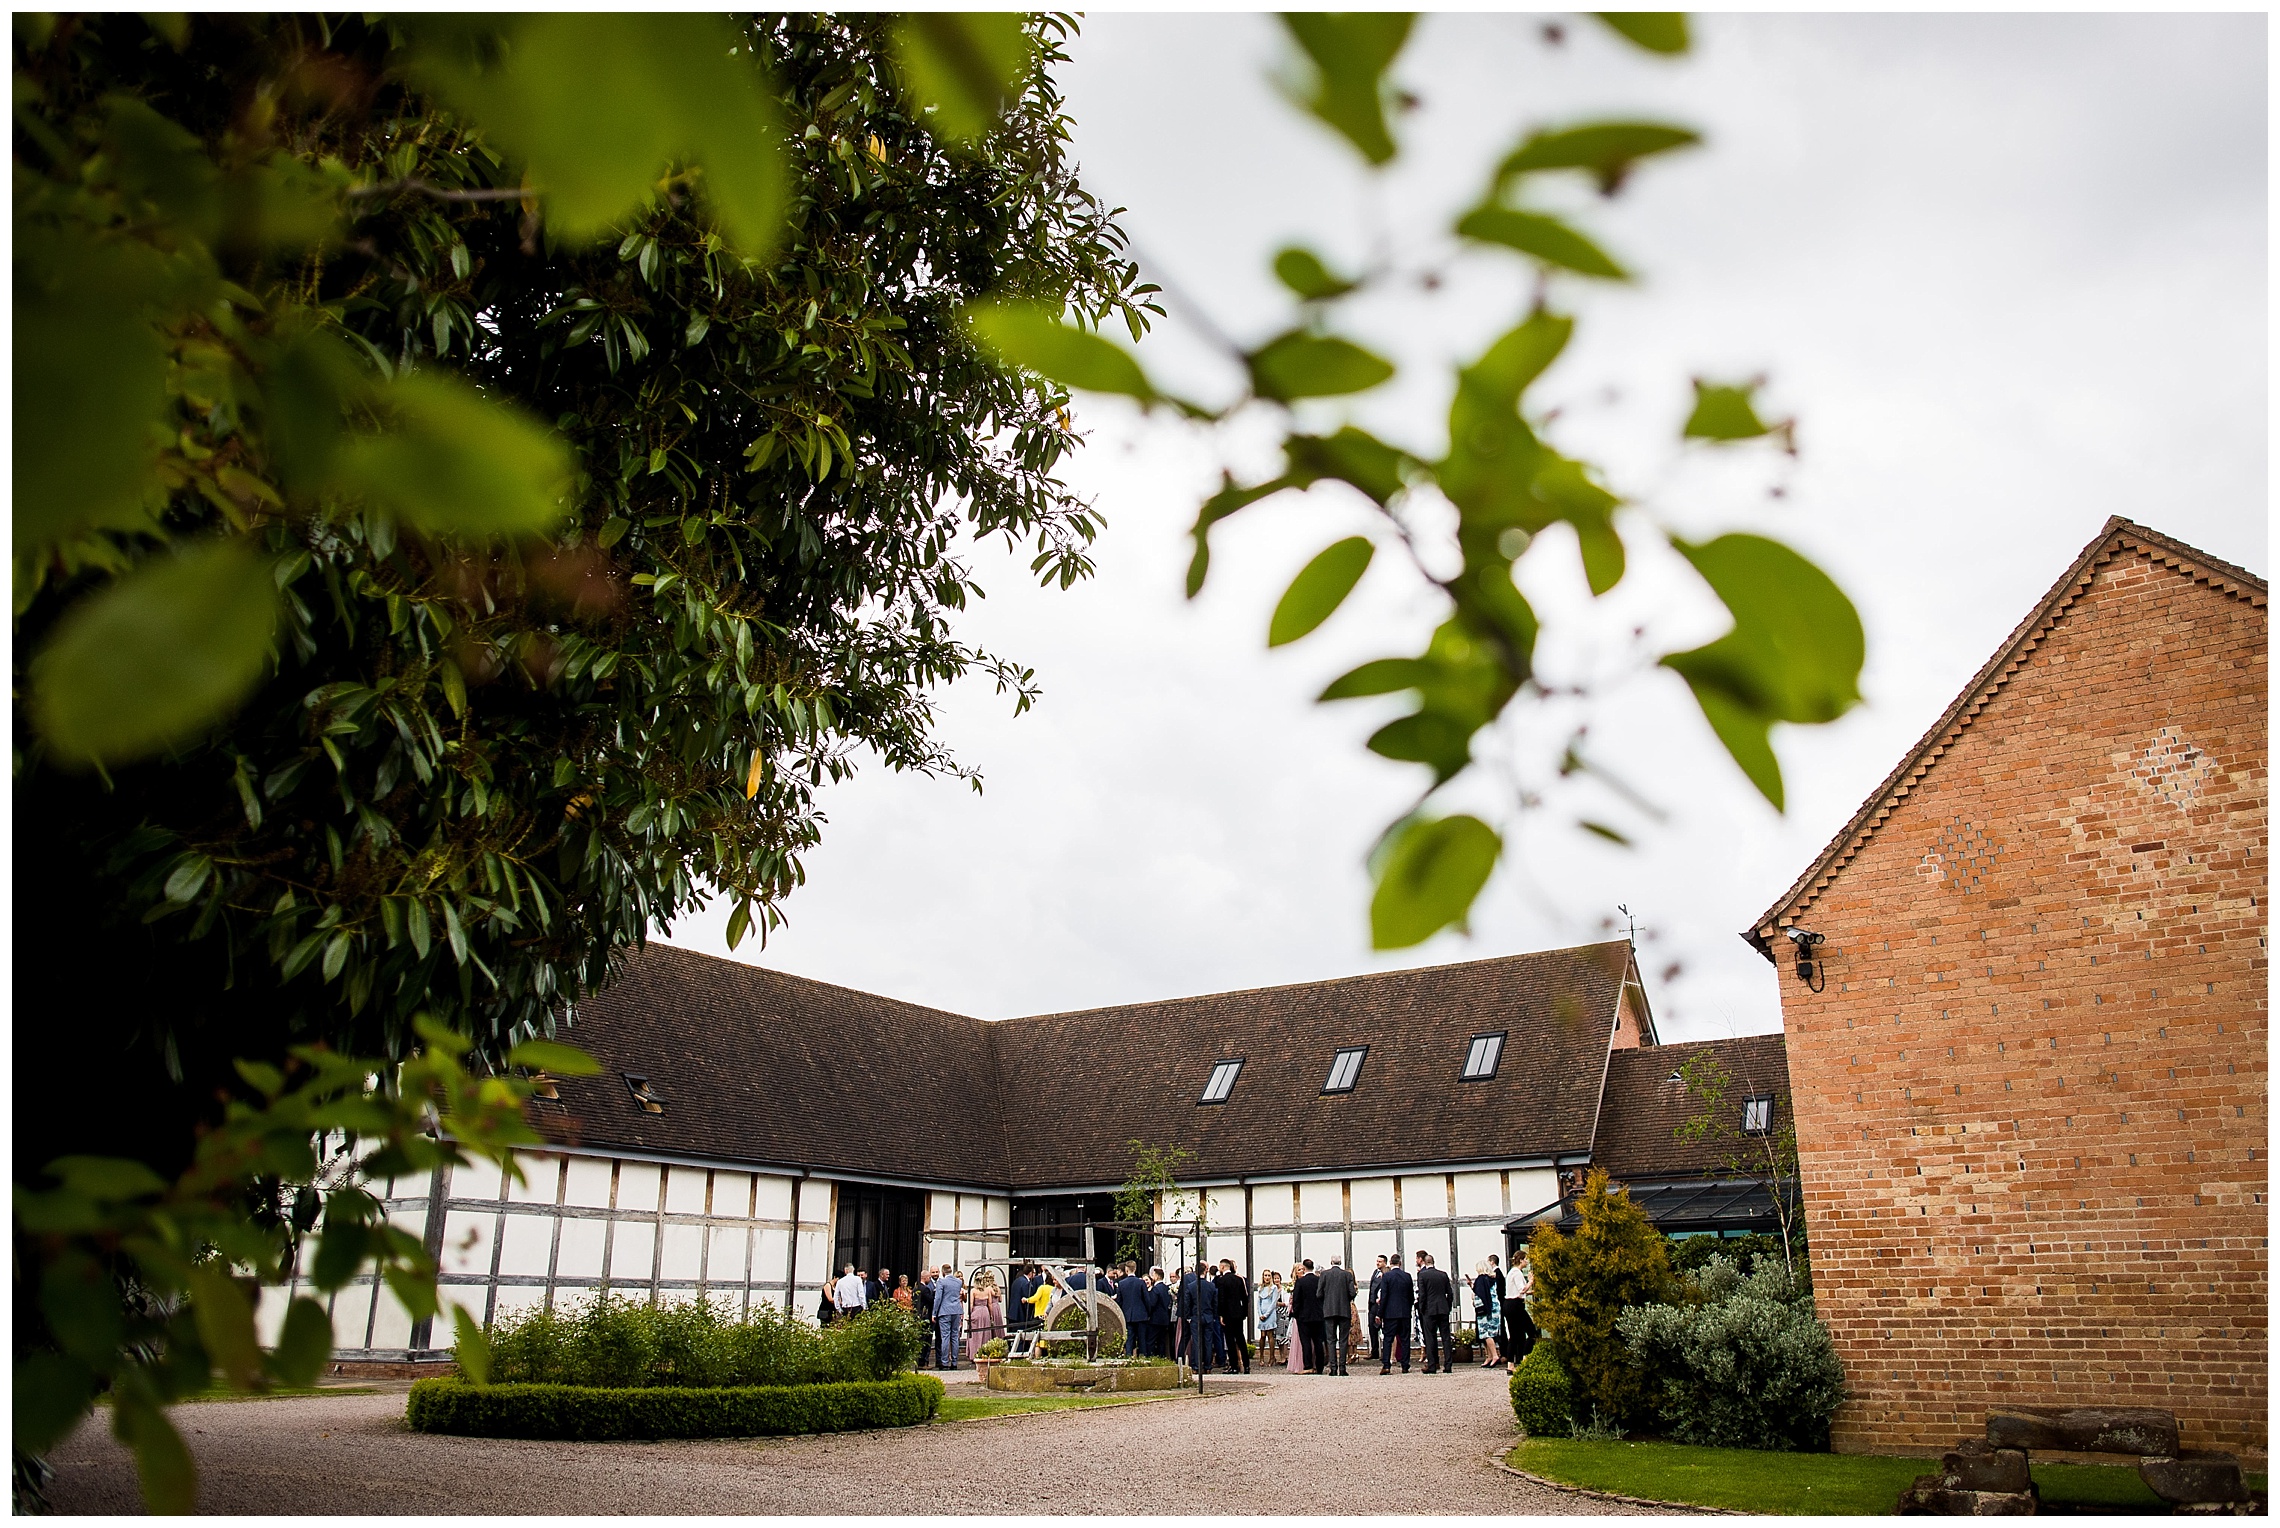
[48,1364,1677,1515]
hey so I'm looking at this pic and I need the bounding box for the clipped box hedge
[405,1372,944,1441]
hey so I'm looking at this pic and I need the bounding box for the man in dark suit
[1292,1258,1326,1374]
[1215,1259,1251,1374]
[1115,1262,1153,1358]
[1416,1250,1455,1375]
[1377,1255,1414,1374]
[1318,1256,1358,1375]
[1366,1255,1389,1362]
[1145,1266,1173,1361]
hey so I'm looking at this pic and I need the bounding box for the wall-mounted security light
[1784,928,1826,992]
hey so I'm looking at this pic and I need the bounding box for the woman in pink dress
[1285,1265,1307,1374]
[965,1271,1005,1361]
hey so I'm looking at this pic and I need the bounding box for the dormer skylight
[624,1073,665,1114]
[1323,1046,1367,1094]
[1461,1032,1506,1081]
[1743,1094,1773,1135]
[1199,1059,1243,1105]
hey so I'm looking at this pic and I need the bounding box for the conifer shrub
[1527,1170,1677,1431]
[1618,1255,1845,1452]
[1508,1344,1575,1438]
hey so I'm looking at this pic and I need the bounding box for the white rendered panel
[1248,1183,1295,1227]
[955,1194,983,1231]
[984,1197,1009,1230]
[254,1284,291,1346]
[440,1210,494,1276]
[1349,1177,1396,1222]
[751,1288,788,1313]
[1350,1227,1398,1274]
[1299,1228,1344,1266]
[369,1283,415,1349]
[1507,1168,1560,1221]
[491,1285,545,1323]
[556,1217,607,1279]
[452,1158,507,1202]
[1297,1181,1343,1226]
[497,1214,555,1278]
[713,1172,754,1220]
[609,1219,656,1283]
[1250,1232,1296,1280]
[660,1222,704,1281]
[1453,1171,1503,1218]
[707,1225,750,1286]
[794,1226,829,1279]
[656,1285,698,1308]
[924,1238,956,1270]
[1456,1223,1505,1282]
[1203,1187,1244,1229]
[616,1163,661,1212]
[508,1152,560,1204]
[1200,1233,1240,1272]
[796,1186,830,1227]
[1399,1175,1450,1219]
[754,1175,794,1221]
[665,1167,709,1216]
[388,1202,427,1239]
[929,1192,956,1232]
[754,1227,792,1286]
[564,1157,614,1209]
[957,1239,987,1271]
[330,1284,374,1347]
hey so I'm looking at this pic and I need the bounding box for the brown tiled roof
[534,939,1641,1193]
[1743,517,2267,958]
[988,941,1637,1190]
[1588,1035,1793,1182]
[535,943,1012,1190]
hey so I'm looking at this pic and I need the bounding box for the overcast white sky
[661,12,2267,1042]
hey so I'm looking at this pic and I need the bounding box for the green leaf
[45,1155,169,1201]
[1660,534,1865,811]
[1494,121,1700,196]
[233,1059,286,1098]
[1683,379,1772,441]
[187,1264,261,1391]
[1438,310,1570,530]
[962,301,1156,401]
[1248,332,1395,401]
[1455,207,1628,279]
[1594,12,1690,54]
[1529,456,1626,593]
[1185,472,1298,598]
[113,1390,198,1515]
[41,1257,124,1365]
[383,1262,440,1323]
[505,1039,602,1076]
[28,538,282,767]
[1280,13,1416,166]
[452,1305,493,1386]
[1365,710,1475,782]
[333,372,573,537]
[268,1297,334,1388]
[1580,819,1632,845]
[1268,537,1375,647]
[405,14,786,255]
[13,1351,97,1456]
[308,1220,368,1291]
[1283,427,1411,505]
[1317,656,1426,701]
[892,13,1037,147]
[1370,814,1500,949]
[1272,246,1358,301]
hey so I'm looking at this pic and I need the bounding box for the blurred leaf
[1494,121,1699,195]
[962,301,1156,401]
[41,1256,125,1365]
[1683,379,1771,441]
[405,14,786,255]
[46,1156,169,1201]
[892,13,1036,147]
[1280,13,1415,166]
[1283,426,1411,504]
[1366,709,1474,782]
[452,1304,492,1386]
[1660,533,1864,810]
[1580,819,1632,845]
[1272,246,1359,301]
[113,1390,198,1515]
[233,1058,286,1098]
[1370,813,1500,949]
[1318,656,1426,701]
[268,1297,333,1388]
[29,539,282,767]
[505,1038,602,1076]
[102,95,223,243]
[1185,471,1298,598]
[1268,536,1374,647]
[1529,455,1625,593]
[1594,13,1690,54]
[12,228,173,553]
[186,1264,260,1391]
[1456,206,1628,279]
[382,1262,440,1322]
[1248,331,1394,401]
[13,1351,97,1456]
[1439,310,1570,529]
[309,1220,368,1291]
[334,372,573,537]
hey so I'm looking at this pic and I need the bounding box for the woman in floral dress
[965,1270,1005,1360]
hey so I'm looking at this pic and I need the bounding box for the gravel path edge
[1493,1449,1738,1515]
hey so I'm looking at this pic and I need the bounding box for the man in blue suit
[1115,1262,1153,1357]
[1145,1266,1173,1361]
[933,1265,965,1371]
[1376,1255,1414,1374]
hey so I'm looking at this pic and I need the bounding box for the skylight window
[1742,1095,1773,1136]
[1323,1046,1368,1094]
[1461,1032,1506,1081]
[624,1073,666,1114]
[1200,1059,1243,1105]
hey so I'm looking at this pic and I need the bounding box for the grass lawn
[1507,1438,2205,1515]
[934,1392,1160,1423]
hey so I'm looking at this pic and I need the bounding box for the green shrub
[979,1338,1010,1359]
[404,1374,945,1440]
[1667,1231,1808,1290]
[474,1295,922,1390]
[1617,1256,1844,1452]
[1529,1170,1677,1431]
[1510,1345,1575,1438]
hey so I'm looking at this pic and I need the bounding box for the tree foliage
[1618,1253,1845,1451]
[1673,1051,1805,1279]
[1528,1170,1677,1431]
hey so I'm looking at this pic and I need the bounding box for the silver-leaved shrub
[1617,1255,1845,1451]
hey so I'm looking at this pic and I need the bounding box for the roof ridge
[638,939,981,1025]
[1741,516,2266,955]
[991,939,1634,1025]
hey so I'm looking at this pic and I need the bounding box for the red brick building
[1747,517,2267,1457]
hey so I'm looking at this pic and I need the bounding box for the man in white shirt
[834,1263,867,1318]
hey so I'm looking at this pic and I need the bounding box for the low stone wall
[982,1363,1180,1395]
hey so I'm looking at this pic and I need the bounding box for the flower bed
[404,1372,944,1440]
